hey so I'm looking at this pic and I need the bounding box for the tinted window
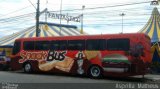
[59,41,67,50]
[107,39,130,51]
[50,40,67,50]
[12,41,21,55]
[23,41,35,50]
[86,39,106,50]
[35,41,50,50]
[68,40,85,50]
[50,41,59,50]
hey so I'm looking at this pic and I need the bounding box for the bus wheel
[24,63,32,73]
[88,65,102,78]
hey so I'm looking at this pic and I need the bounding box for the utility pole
[36,0,40,37]
[119,13,125,34]
[45,0,48,23]
[45,8,48,23]
[80,5,85,34]
[59,0,63,35]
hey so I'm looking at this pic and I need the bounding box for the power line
[0,12,35,20]
[0,12,35,23]
[0,1,153,21]
[0,9,154,23]
[27,0,36,9]
[0,1,155,33]
[0,9,155,24]
[0,5,33,18]
[49,1,150,12]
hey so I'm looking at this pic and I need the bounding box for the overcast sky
[0,0,158,37]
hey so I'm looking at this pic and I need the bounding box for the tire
[88,65,102,78]
[23,63,32,73]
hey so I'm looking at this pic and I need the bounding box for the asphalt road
[0,71,160,89]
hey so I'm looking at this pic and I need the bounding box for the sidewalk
[145,74,160,81]
[131,74,160,83]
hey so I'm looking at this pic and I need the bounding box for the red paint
[10,33,151,77]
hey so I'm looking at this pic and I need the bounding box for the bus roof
[15,33,149,41]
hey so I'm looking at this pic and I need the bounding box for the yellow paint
[46,26,59,36]
[84,51,100,60]
[45,30,53,37]
[157,22,160,42]
[40,29,44,37]
[22,27,35,38]
[148,16,155,38]
[24,29,35,38]
[142,16,153,33]
[44,24,49,30]
[151,43,160,58]
[2,33,22,45]
[32,32,36,37]
[54,26,68,35]
[62,27,74,35]
[0,47,12,57]
[80,29,83,34]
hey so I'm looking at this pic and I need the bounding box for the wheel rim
[25,63,31,72]
[90,66,100,77]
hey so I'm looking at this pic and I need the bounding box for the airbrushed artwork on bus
[102,54,130,64]
[19,50,74,72]
[10,33,151,78]
[19,50,94,74]
[19,50,132,74]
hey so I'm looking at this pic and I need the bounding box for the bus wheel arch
[87,64,103,78]
[23,62,33,73]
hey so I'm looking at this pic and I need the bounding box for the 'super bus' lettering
[19,51,48,63]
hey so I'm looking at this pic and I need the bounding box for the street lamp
[119,13,125,33]
[80,5,85,34]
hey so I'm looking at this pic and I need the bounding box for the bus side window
[59,40,67,50]
[12,41,21,55]
[35,41,50,50]
[99,39,106,50]
[23,41,35,50]
[50,41,59,50]
[86,39,106,50]
[50,40,67,50]
[107,39,130,51]
[68,40,85,50]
